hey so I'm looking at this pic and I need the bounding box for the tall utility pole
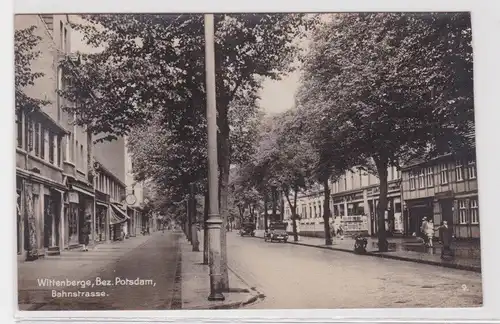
[204,13,225,301]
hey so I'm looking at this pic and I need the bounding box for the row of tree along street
[16,13,474,291]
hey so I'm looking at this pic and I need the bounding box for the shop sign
[69,191,79,204]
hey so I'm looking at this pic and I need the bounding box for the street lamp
[204,13,225,301]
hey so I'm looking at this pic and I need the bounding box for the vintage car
[239,222,256,236]
[264,222,288,243]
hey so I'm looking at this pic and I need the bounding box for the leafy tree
[15,25,50,114]
[251,110,316,241]
[60,14,310,289]
[298,13,474,251]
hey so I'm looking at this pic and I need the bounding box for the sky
[257,71,301,116]
[69,14,304,116]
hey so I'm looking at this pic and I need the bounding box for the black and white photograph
[14,11,483,312]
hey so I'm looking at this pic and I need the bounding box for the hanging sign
[69,192,79,204]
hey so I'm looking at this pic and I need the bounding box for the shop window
[394,202,402,213]
[459,200,467,224]
[426,167,434,187]
[439,163,449,184]
[470,199,479,224]
[455,160,464,181]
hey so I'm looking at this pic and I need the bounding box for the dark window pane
[34,123,40,156]
[49,132,54,163]
[40,126,45,159]
[57,136,62,166]
[16,111,22,148]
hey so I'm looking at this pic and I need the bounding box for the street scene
[15,12,481,311]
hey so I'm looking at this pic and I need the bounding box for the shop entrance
[440,199,454,225]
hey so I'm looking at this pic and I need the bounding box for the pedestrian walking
[438,220,454,260]
[330,221,336,238]
[419,217,428,244]
[337,224,344,240]
[424,219,435,247]
[81,219,90,252]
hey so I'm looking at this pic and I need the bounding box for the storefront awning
[71,185,94,197]
[110,203,130,225]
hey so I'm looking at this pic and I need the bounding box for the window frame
[409,171,416,190]
[470,198,479,224]
[440,163,449,185]
[16,110,23,148]
[426,167,434,187]
[418,169,425,189]
[455,160,464,182]
[458,199,468,224]
[467,160,477,179]
[48,131,55,164]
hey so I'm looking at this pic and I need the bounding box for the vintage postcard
[15,12,482,311]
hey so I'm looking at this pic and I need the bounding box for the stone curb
[253,235,481,273]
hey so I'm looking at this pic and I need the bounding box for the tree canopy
[297,12,474,251]
[15,25,50,114]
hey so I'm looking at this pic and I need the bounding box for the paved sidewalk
[253,230,481,272]
[181,233,262,309]
[18,233,157,310]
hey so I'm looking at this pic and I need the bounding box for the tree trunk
[285,187,299,242]
[264,192,269,231]
[375,158,389,252]
[203,189,209,264]
[218,145,230,291]
[323,178,333,245]
[271,186,277,223]
[280,191,285,221]
[25,181,38,261]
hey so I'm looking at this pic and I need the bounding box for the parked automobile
[264,222,288,243]
[239,222,256,236]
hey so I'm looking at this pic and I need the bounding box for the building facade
[15,14,80,260]
[93,136,129,240]
[16,15,137,261]
[124,137,147,236]
[401,154,479,239]
[283,166,402,237]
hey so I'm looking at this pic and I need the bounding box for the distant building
[124,136,147,235]
[283,166,402,237]
[401,153,479,239]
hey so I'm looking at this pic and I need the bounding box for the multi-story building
[16,15,136,261]
[124,136,147,236]
[93,136,129,241]
[283,166,402,237]
[15,14,88,260]
[401,153,479,239]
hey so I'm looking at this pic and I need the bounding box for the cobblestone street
[225,232,483,309]
[18,231,182,310]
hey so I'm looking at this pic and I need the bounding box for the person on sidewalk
[337,224,344,240]
[438,220,454,260]
[329,220,336,239]
[424,219,435,247]
[82,220,90,252]
[419,217,428,244]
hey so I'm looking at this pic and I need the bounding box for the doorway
[440,199,454,225]
[43,194,52,248]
